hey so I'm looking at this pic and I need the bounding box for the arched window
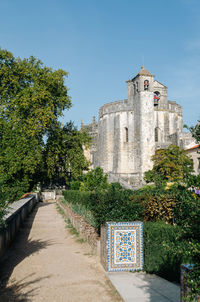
[125,127,128,142]
[144,80,149,90]
[154,91,161,106]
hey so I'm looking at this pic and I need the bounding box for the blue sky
[0,0,200,128]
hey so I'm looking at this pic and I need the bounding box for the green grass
[56,203,85,244]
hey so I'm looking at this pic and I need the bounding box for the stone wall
[58,199,144,272]
[0,194,38,261]
[86,68,193,188]
[41,190,56,201]
[57,201,100,255]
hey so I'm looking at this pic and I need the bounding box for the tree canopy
[44,122,91,187]
[0,48,71,202]
[144,145,194,185]
[79,167,109,192]
[190,121,200,144]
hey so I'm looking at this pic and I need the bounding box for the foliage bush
[62,180,200,287]
[187,174,200,187]
[169,185,200,237]
[144,145,194,185]
[63,183,136,232]
[62,190,96,227]
[69,176,84,191]
[79,167,110,192]
[143,194,176,223]
[185,242,200,301]
[129,183,200,229]
[143,222,190,281]
[89,183,139,232]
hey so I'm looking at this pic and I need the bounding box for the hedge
[143,222,190,282]
[62,184,140,232]
[62,186,197,283]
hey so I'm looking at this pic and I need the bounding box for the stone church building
[82,67,194,188]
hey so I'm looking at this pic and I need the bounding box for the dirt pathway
[0,202,122,302]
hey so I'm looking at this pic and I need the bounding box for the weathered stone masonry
[83,67,194,187]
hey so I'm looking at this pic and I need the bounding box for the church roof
[137,66,152,76]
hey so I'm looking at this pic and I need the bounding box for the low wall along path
[0,200,123,302]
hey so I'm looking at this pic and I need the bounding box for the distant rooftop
[137,65,152,76]
[186,144,199,151]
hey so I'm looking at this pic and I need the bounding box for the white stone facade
[83,67,195,187]
[185,144,200,175]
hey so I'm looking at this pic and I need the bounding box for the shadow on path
[0,202,53,301]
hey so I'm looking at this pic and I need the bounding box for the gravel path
[0,202,122,302]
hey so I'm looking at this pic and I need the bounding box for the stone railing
[0,194,38,261]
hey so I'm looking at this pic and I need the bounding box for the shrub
[62,190,96,227]
[187,174,200,187]
[79,167,110,192]
[143,222,190,282]
[90,183,137,233]
[168,185,200,241]
[63,183,138,233]
[130,186,177,223]
[144,145,194,185]
[143,194,176,223]
[62,183,199,285]
[69,179,82,190]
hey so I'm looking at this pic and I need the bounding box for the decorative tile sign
[101,222,143,272]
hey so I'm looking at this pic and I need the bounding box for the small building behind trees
[185,144,200,175]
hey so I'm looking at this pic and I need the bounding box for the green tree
[189,121,200,144]
[80,167,110,192]
[44,122,91,186]
[144,145,194,185]
[0,48,71,202]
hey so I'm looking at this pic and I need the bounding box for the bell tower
[132,66,155,180]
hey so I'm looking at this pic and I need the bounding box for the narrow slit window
[133,84,136,94]
[155,128,159,142]
[125,127,128,142]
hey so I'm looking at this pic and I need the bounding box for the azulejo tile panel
[106,222,143,272]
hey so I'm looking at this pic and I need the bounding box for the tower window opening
[125,127,128,142]
[133,84,136,94]
[155,127,159,142]
[144,80,149,90]
[154,91,161,106]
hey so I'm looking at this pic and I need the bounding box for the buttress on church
[82,67,196,188]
